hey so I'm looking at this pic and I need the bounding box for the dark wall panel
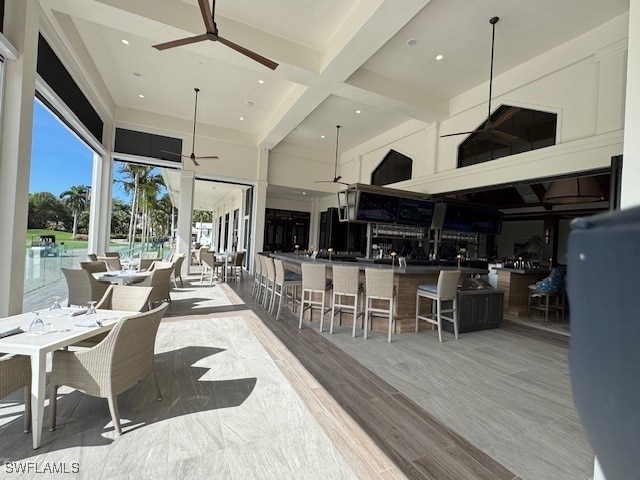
[37,34,103,142]
[114,128,182,163]
[0,0,5,34]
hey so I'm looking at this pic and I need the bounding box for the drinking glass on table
[29,311,45,335]
[86,301,98,323]
[49,296,62,312]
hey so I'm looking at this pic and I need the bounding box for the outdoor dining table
[215,252,235,283]
[0,308,137,449]
[93,270,151,285]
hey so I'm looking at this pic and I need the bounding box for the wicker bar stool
[364,268,396,342]
[299,263,332,332]
[262,257,276,309]
[271,259,303,320]
[256,255,269,304]
[415,269,462,342]
[252,253,263,299]
[329,265,363,337]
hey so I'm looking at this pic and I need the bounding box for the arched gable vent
[371,149,412,186]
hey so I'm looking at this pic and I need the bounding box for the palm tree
[115,163,151,248]
[59,185,88,237]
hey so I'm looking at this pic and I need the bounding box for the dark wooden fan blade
[334,176,342,182]
[195,155,219,160]
[217,36,278,70]
[491,107,521,128]
[153,34,210,50]
[191,157,200,166]
[198,0,216,33]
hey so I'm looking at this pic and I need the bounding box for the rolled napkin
[69,309,88,316]
[73,317,102,327]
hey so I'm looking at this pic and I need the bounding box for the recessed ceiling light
[239,116,244,121]
[355,109,362,114]
[121,39,129,45]
[435,54,444,61]
[406,38,418,46]
[258,79,264,84]
[320,135,325,139]
[302,192,306,195]
[138,94,145,98]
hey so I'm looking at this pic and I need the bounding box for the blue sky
[30,100,166,203]
[30,100,93,196]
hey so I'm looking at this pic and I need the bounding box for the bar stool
[262,257,276,309]
[364,268,396,342]
[299,264,332,331]
[415,270,462,342]
[329,265,363,337]
[252,253,263,300]
[527,286,565,323]
[271,259,302,320]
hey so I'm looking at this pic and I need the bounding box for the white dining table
[93,270,151,285]
[0,308,137,449]
[215,253,235,282]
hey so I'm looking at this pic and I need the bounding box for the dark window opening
[114,128,182,163]
[458,105,557,168]
[371,150,413,186]
[263,209,310,252]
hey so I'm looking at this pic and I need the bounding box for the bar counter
[495,267,549,316]
[270,253,488,333]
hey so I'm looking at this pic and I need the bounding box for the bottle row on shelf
[439,231,479,243]
[372,224,426,239]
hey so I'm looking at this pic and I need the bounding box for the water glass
[29,311,45,335]
[50,296,62,312]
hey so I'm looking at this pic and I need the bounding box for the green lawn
[26,229,88,249]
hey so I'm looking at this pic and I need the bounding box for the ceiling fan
[441,17,519,142]
[152,0,278,70]
[315,125,350,186]
[161,88,218,167]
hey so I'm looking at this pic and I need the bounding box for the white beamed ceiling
[41,0,630,155]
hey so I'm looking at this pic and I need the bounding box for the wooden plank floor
[231,280,521,480]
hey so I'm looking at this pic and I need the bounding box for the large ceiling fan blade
[491,107,521,129]
[440,130,477,138]
[153,34,210,51]
[160,149,190,158]
[491,130,519,142]
[198,0,216,33]
[217,36,278,70]
[195,155,219,160]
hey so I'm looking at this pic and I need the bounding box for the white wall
[339,14,628,196]
[266,195,313,212]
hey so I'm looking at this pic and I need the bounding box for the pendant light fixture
[543,177,605,204]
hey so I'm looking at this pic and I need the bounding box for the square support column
[0,0,40,316]
[176,170,195,275]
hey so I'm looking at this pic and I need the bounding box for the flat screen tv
[472,208,503,234]
[397,198,435,227]
[356,191,399,223]
[441,204,474,232]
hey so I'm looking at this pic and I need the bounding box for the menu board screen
[472,208,503,234]
[356,192,399,223]
[442,204,474,232]
[397,198,435,226]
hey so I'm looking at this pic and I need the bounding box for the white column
[88,122,114,255]
[176,170,195,275]
[251,147,269,256]
[621,0,640,208]
[0,0,39,316]
[309,198,320,250]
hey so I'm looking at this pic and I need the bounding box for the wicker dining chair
[0,354,31,433]
[62,268,110,307]
[97,256,122,272]
[137,266,173,310]
[80,261,107,274]
[227,251,245,282]
[103,251,121,258]
[49,303,169,435]
[261,257,276,309]
[330,265,363,337]
[199,250,223,284]
[299,263,332,332]
[140,251,159,260]
[138,258,156,271]
[171,253,186,288]
[87,253,98,262]
[415,269,462,342]
[364,268,396,342]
